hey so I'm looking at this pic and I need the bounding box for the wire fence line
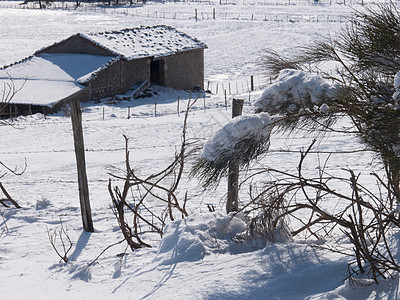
[0,144,373,156]
[0,178,120,185]
[0,0,372,10]
[0,144,175,155]
[3,92,253,125]
[0,2,353,23]
[206,74,267,95]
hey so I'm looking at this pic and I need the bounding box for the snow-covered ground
[0,1,398,299]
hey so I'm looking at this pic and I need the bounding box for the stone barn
[0,25,207,117]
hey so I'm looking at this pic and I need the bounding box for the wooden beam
[70,99,94,232]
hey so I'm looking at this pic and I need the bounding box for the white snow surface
[394,71,400,100]
[1,1,400,299]
[0,53,113,106]
[255,69,338,112]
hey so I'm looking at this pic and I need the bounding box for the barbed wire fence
[0,0,374,10]
[0,0,361,23]
[0,74,376,212]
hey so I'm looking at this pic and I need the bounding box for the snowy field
[0,0,398,299]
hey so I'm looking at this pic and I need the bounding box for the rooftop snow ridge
[85,25,207,60]
[78,56,121,84]
[0,55,35,72]
[33,25,207,62]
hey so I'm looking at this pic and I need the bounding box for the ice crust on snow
[255,69,337,113]
[202,113,273,161]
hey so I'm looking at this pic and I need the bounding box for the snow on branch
[192,113,274,188]
[255,69,338,115]
[193,70,339,189]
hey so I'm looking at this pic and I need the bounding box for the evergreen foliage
[257,2,400,204]
[195,2,400,205]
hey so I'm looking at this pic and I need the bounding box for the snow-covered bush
[192,113,275,188]
[255,69,337,115]
[258,3,400,205]
[192,2,400,283]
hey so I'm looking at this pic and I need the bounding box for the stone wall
[120,58,150,92]
[36,35,114,56]
[161,49,204,91]
[86,58,151,100]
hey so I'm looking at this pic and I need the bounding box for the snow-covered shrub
[192,113,274,188]
[192,2,400,283]
[255,69,337,115]
[156,212,270,264]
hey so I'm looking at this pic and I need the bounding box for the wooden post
[227,98,244,213]
[213,8,216,20]
[154,100,157,117]
[102,107,105,120]
[177,96,180,116]
[224,90,227,109]
[127,107,130,119]
[70,99,94,232]
[251,75,254,91]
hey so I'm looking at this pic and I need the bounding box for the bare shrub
[241,141,400,283]
[108,99,197,250]
[47,219,73,263]
[0,78,25,119]
[0,79,26,209]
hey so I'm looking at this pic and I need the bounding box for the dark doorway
[150,59,165,86]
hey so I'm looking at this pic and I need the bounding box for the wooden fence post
[70,99,94,232]
[177,96,180,116]
[224,90,227,109]
[227,98,244,213]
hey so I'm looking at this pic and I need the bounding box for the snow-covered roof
[0,53,113,106]
[1,79,83,107]
[81,25,207,60]
[0,26,206,107]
